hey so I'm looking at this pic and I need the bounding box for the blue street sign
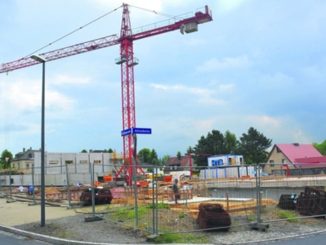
[121,127,152,136]
[121,128,132,136]
[132,127,152,135]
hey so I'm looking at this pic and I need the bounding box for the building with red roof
[265,143,326,175]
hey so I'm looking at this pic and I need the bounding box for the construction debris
[296,187,326,216]
[278,194,297,210]
[196,203,231,231]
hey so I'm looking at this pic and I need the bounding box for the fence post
[132,158,139,230]
[152,168,155,235]
[31,164,36,205]
[155,166,159,234]
[250,163,269,231]
[65,163,71,209]
[256,164,262,224]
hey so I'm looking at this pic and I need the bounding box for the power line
[128,4,173,18]
[24,4,123,58]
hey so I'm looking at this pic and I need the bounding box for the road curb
[0,224,112,245]
[1,223,326,244]
[232,228,326,244]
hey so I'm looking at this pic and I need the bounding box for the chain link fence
[0,161,325,240]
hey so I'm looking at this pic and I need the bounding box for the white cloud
[245,114,313,144]
[1,78,75,115]
[247,115,281,128]
[149,83,226,106]
[197,55,251,72]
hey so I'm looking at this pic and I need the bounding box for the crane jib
[0,6,212,74]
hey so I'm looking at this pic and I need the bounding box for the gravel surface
[15,212,326,244]
[16,214,147,244]
[207,220,326,244]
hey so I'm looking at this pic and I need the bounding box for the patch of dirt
[16,214,147,244]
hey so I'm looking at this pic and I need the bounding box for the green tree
[138,148,160,165]
[160,155,170,165]
[224,130,238,153]
[138,148,152,163]
[176,151,182,160]
[81,149,88,153]
[186,146,194,154]
[107,148,114,153]
[314,140,326,155]
[238,127,272,164]
[150,149,159,165]
[0,149,13,169]
[193,129,228,167]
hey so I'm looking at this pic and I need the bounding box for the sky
[0,0,326,156]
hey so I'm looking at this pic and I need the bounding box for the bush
[277,210,298,222]
[152,233,208,243]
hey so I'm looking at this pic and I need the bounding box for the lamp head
[31,54,46,63]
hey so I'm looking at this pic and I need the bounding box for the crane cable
[24,4,123,58]
[128,4,173,18]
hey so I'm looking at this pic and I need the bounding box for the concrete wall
[1,173,101,186]
[33,152,115,175]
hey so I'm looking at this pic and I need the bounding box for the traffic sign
[132,127,152,135]
[121,127,152,136]
[121,128,132,136]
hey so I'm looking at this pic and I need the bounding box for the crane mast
[0,4,212,185]
[118,4,138,180]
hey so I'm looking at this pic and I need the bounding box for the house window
[49,160,59,165]
[65,160,74,165]
[93,160,101,164]
[26,163,30,169]
[269,160,275,167]
[80,160,88,164]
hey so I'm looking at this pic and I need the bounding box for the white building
[6,150,123,186]
[207,154,244,167]
[33,152,119,175]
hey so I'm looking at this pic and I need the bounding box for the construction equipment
[0,4,212,185]
[296,187,326,216]
[278,194,297,210]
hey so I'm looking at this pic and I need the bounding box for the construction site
[1,162,326,243]
[1,2,326,244]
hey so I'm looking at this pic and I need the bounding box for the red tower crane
[0,4,212,185]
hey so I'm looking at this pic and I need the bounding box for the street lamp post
[5,157,11,198]
[31,54,46,227]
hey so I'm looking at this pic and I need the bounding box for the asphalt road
[0,231,50,245]
[257,231,326,245]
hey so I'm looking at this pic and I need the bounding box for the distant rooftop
[276,143,322,163]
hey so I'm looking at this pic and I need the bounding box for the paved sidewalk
[0,197,76,226]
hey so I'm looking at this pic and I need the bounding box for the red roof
[276,144,322,163]
[294,156,326,163]
[295,162,326,169]
[294,156,326,169]
[167,156,191,167]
